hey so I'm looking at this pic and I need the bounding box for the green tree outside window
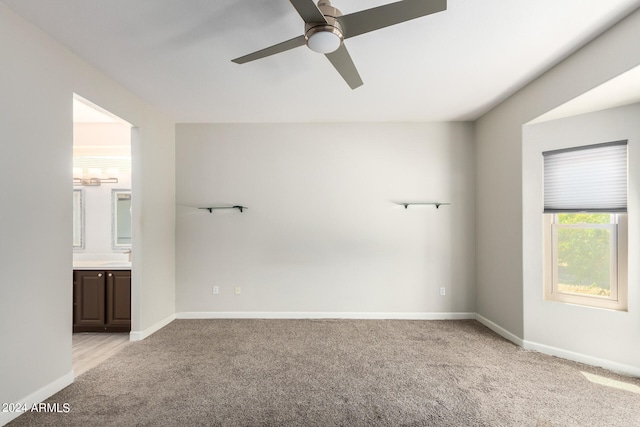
[556,213,612,296]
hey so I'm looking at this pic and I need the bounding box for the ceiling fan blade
[325,44,363,89]
[289,0,327,23]
[232,35,307,64]
[337,0,446,39]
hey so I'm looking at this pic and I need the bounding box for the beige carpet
[9,319,640,426]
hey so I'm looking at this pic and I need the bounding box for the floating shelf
[396,202,450,209]
[199,205,247,213]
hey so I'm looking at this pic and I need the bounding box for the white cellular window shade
[543,141,628,213]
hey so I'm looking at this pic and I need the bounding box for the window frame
[543,213,628,311]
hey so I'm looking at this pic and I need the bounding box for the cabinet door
[74,271,106,327]
[106,270,131,328]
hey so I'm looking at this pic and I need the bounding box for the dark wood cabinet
[73,270,106,329]
[73,270,131,333]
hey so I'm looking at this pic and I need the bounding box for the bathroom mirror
[73,189,84,249]
[112,189,132,248]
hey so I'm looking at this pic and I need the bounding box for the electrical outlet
[212,286,219,295]
[234,286,241,295]
[440,287,446,296]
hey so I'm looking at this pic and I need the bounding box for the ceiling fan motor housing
[305,1,344,53]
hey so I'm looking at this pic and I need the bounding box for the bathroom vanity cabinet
[73,269,131,333]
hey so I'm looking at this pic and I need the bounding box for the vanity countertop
[73,260,131,270]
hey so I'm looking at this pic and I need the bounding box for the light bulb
[307,30,341,54]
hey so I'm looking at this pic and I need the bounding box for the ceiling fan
[232,0,447,89]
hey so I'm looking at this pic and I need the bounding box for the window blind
[543,140,627,213]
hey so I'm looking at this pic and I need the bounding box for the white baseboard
[475,313,524,346]
[475,314,640,378]
[522,339,640,378]
[129,313,176,342]
[0,370,73,426]
[176,311,477,320]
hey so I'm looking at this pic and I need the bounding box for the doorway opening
[72,94,133,376]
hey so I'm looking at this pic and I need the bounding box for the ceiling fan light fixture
[232,0,448,89]
[305,25,343,54]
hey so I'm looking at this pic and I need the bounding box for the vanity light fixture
[73,167,119,186]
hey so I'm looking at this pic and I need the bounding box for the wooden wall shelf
[396,202,450,209]
[199,205,247,213]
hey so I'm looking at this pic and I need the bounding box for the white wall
[0,6,175,424]
[523,103,640,373]
[176,123,475,317]
[475,7,640,340]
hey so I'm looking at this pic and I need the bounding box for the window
[543,141,628,311]
[544,213,627,310]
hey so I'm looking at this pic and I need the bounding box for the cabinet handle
[97,273,103,277]
[108,273,113,277]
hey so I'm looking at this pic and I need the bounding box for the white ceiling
[531,64,640,124]
[4,0,640,123]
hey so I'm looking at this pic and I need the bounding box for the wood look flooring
[72,333,130,377]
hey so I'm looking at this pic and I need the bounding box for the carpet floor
[8,319,640,426]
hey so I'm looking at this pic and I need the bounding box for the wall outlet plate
[440,287,446,296]
[234,286,241,295]
[213,286,219,295]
